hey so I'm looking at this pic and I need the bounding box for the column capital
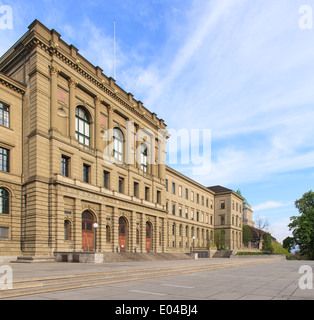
[68,77,78,88]
[94,96,101,105]
[49,65,59,76]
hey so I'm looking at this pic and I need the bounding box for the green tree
[282,236,295,253]
[214,230,226,250]
[242,225,252,247]
[289,190,314,260]
[262,232,274,253]
[272,241,291,258]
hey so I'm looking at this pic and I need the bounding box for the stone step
[13,256,55,263]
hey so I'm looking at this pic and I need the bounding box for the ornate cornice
[23,35,165,130]
[0,73,26,94]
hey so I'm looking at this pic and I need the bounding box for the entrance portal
[119,217,127,252]
[82,211,94,251]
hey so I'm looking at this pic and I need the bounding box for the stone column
[154,217,159,253]
[68,78,77,139]
[130,211,136,252]
[50,65,59,130]
[112,207,119,252]
[73,198,82,251]
[94,96,101,151]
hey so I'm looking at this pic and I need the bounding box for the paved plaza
[1,258,313,301]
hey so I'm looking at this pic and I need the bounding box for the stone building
[0,20,244,260]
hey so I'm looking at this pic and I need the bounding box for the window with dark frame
[145,186,150,201]
[0,147,9,172]
[61,155,70,177]
[113,128,124,163]
[0,188,9,214]
[141,143,148,173]
[75,106,90,147]
[83,164,90,183]
[0,226,9,239]
[103,170,110,189]
[134,181,139,197]
[157,190,161,204]
[119,177,124,193]
[0,102,9,128]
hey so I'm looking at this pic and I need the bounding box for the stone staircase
[102,252,193,263]
[212,250,231,258]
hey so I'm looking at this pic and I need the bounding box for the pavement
[1,257,314,301]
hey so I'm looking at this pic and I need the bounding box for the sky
[1,0,314,243]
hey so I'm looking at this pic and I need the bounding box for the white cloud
[252,201,287,212]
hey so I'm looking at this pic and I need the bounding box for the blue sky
[1,0,314,242]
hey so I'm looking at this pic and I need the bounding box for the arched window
[113,128,123,163]
[141,143,148,173]
[75,106,90,146]
[0,188,9,214]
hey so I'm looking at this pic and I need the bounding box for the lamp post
[93,223,98,252]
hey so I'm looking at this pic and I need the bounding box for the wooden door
[119,217,127,252]
[146,222,151,252]
[82,211,94,251]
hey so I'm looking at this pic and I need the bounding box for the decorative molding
[22,35,165,130]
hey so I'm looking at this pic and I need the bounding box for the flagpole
[114,19,116,80]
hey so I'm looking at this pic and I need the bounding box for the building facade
[0,20,244,259]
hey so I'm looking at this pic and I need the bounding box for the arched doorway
[146,222,152,252]
[82,211,94,251]
[119,217,127,252]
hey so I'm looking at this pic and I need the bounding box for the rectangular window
[196,211,199,221]
[0,147,9,172]
[172,204,176,215]
[220,200,225,209]
[0,226,9,239]
[185,188,188,199]
[134,182,139,197]
[179,206,182,217]
[145,186,150,201]
[178,186,182,197]
[211,200,213,209]
[185,208,188,219]
[103,170,110,189]
[157,190,161,204]
[191,210,194,220]
[210,215,213,225]
[0,102,9,128]
[172,182,176,194]
[83,164,90,183]
[191,191,194,201]
[221,216,225,225]
[61,155,70,177]
[119,177,125,194]
[165,179,168,191]
[197,194,199,204]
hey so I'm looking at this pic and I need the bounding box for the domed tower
[237,190,254,227]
